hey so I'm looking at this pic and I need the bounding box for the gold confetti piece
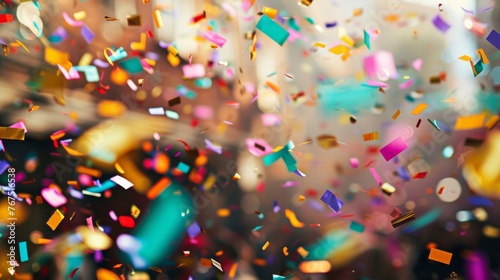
[391,210,415,228]
[362,132,379,141]
[459,55,473,61]
[217,208,230,217]
[313,42,326,48]
[45,46,69,65]
[73,11,86,21]
[300,0,313,6]
[130,33,147,51]
[2,44,8,56]
[153,10,163,28]
[131,205,140,218]
[477,48,488,64]
[455,113,486,130]
[96,268,120,280]
[485,115,500,130]
[167,52,180,67]
[104,16,119,21]
[297,246,309,258]
[298,195,305,202]
[285,209,305,228]
[262,7,278,18]
[316,134,338,149]
[96,100,126,118]
[15,40,29,53]
[262,241,270,250]
[299,260,332,273]
[411,103,428,115]
[392,109,401,120]
[115,162,125,174]
[283,247,289,256]
[0,127,25,140]
[381,182,396,196]
[211,258,223,272]
[353,8,363,16]
[229,263,238,278]
[167,45,178,56]
[428,248,453,265]
[47,209,65,230]
[127,14,142,26]
[37,238,52,245]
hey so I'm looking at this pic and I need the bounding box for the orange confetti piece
[146,177,171,200]
[285,209,305,228]
[217,208,230,217]
[363,132,379,141]
[76,166,102,178]
[392,109,401,120]
[455,113,486,130]
[297,246,309,258]
[428,248,453,265]
[299,260,332,273]
[283,247,289,256]
[411,103,428,115]
[62,145,83,156]
[485,115,499,130]
[229,263,238,278]
[265,81,280,93]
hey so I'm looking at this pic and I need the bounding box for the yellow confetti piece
[131,205,140,218]
[15,40,30,53]
[153,10,163,28]
[485,115,500,130]
[329,45,349,55]
[78,52,93,66]
[298,195,305,202]
[167,53,180,67]
[262,241,270,250]
[103,48,115,66]
[313,42,326,48]
[130,33,147,51]
[285,209,305,228]
[167,45,178,56]
[411,103,428,115]
[29,105,40,112]
[45,46,69,65]
[455,113,486,130]
[262,7,278,18]
[46,209,65,230]
[297,246,309,258]
[232,173,241,180]
[459,55,473,61]
[299,260,332,273]
[341,35,354,47]
[477,48,489,64]
[115,162,125,174]
[73,11,86,21]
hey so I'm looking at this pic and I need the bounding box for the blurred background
[0,0,500,279]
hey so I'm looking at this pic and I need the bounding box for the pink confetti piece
[58,65,80,80]
[202,30,227,47]
[109,211,117,221]
[261,114,282,126]
[110,175,134,189]
[369,167,382,186]
[282,181,300,188]
[379,136,409,161]
[62,12,83,27]
[193,105,213,120]
[398,78,414,90]
[350,158,359,168]
[412,58,423,71]
[245,138,273,157]
[41,188,67,207]
[363,51,398,81]
[182,64,206,78]
[10,121,27,133]
[86,216,94,231]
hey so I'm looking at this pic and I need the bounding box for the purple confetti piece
[273,200,280,213]
[432,14,451,33]
[325,21,337,28]
[461,7,475,14]
[187,222,201,238]
[320,190,344,212]
[145,52,160,61]
[0,160,9,175]
[478,6,494,14]
[81,25,95,44]
[486,29,500,50]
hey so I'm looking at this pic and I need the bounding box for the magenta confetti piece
[202,30,227,47]
[379,136,409,161]
[432,14,450,33]
[369,168,382,186]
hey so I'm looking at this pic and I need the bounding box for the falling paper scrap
[428,248,453,265]
[320,190,344,212]
[391,210,416,228]
[0,127,25,140]
[256,14,290,46]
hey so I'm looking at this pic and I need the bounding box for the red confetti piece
[118,216,135,228]
[309,224,321,227]
[191,11,206,23]
[191,119,199,127]
[177,138,191,151]
[340,214,354,218]
[438,186,445,194]
[69,268,79,279]
[0,14,14,23]
[147,31,153,38]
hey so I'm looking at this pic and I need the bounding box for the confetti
[110,175,134,190]
[46,209,65,230]
[428,248,453,265]
[486,29,500,50]
[320,190,344,212]
[455,113,485,130]
[256,15,290,46]
[0,127,25,140]
[316,134,338,149]
[379,137,408,161]
[432,14,451,33]
[284,209,305,228]
[391,210,416,228]
[363,132,379,141]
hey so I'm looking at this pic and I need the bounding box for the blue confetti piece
[320,190,344,212]
[469,196,493,207]
[187,222,201,238]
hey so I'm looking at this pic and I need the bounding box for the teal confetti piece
[349,221,365,233]
[252,225,263,231]
[256,14,290,46]
[177,162,190,173]
[165,110,179,119]
[288,18,300,31]
[403,208,441,233]
[273,274,293,280]
[263,141,297,172]
[118,57,144,75]
[364,30,371,50]
[19,241,28,262]
[85,180,116,193]
[474,60,484,77]
[73,66,99,82]
[305,17,314,24]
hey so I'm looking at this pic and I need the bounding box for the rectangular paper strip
[379,137,408,161]
[428,248,453,265]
